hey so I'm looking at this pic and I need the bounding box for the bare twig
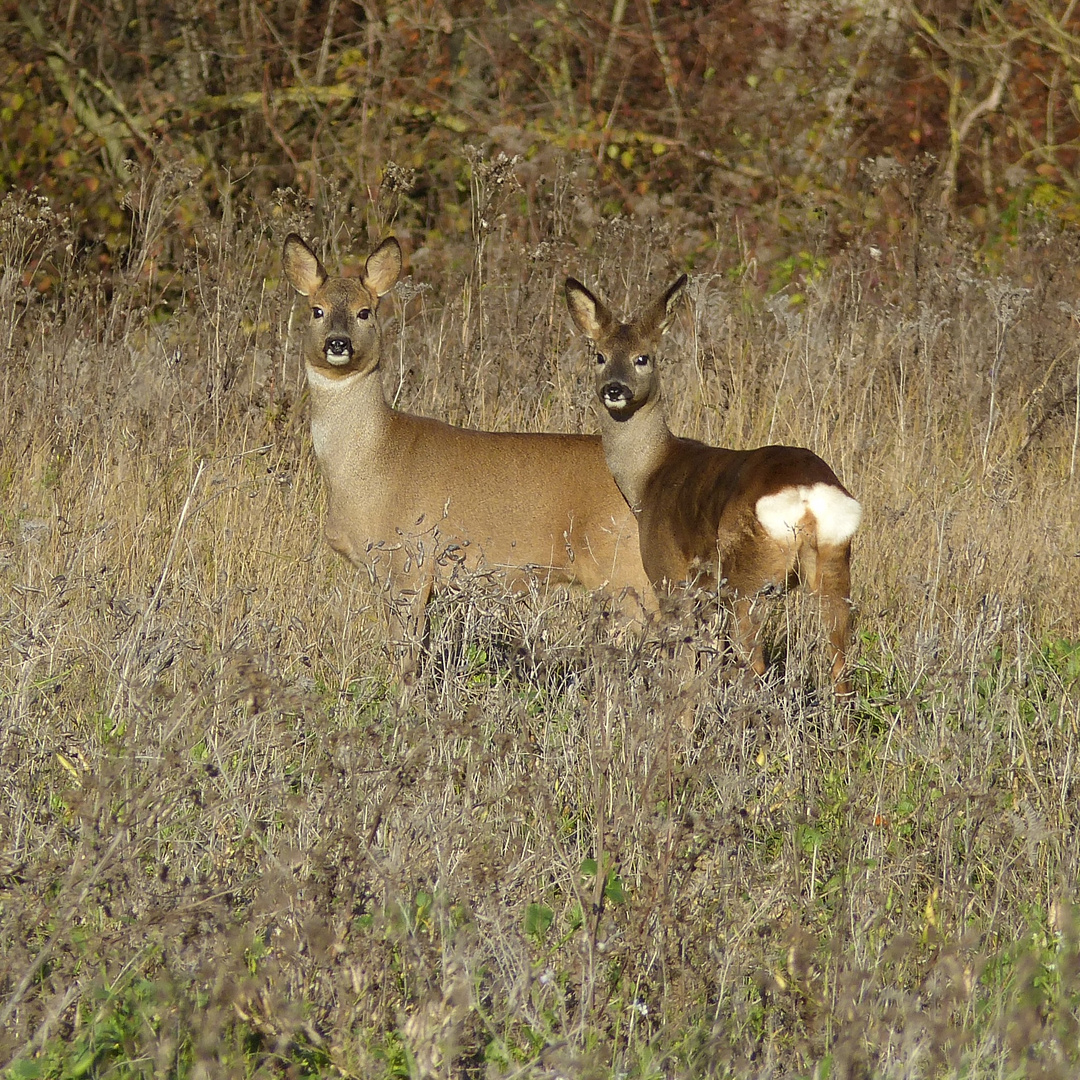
[315,0,342,86]
[939,52,1012,209]
[591,0,629,106]
[639,0,683,130]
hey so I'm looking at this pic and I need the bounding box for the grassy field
[2,154,1080,1080]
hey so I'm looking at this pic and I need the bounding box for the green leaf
[6,1059,44,1080]
[524,903,554,940]
[604,874,627,905]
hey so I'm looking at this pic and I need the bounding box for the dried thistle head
[0,190,69,271]
[465,146,521,232]
[376,161,418,231]
[272,187,316,242]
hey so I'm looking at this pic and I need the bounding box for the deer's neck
[306,364,392,479]
[599,395,675,511]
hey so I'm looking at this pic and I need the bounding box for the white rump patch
[756,483,862,547]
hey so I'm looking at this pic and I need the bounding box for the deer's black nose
[325,336,353,358]
[600,381,631,406]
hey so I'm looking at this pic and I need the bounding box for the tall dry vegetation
[3,1,1080,1077]
[2,157,1079,1077]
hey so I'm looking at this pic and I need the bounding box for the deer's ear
[565,277,613,341]
[650,274,687,335]
[283,235,327,297]
[363,237,403,298]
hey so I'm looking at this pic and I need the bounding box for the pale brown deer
[565,273,862,695]
[282,234,651,650]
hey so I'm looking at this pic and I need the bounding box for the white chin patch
[756,483,862,546]
[605,397,630,411]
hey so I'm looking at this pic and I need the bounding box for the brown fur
[282,235,652,646]
[565,274,861,695]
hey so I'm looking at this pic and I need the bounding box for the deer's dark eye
[635,354,650,367]
[595,352,606,365]
[358,308,371,321]
[312,306,325,319]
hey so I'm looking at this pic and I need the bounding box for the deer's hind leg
[722,538,792,682]
[809,541,854,696]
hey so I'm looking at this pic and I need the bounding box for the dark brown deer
[565,274,862,694]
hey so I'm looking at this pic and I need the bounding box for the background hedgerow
[5,0,1080,279]
[3,2,1080,1078]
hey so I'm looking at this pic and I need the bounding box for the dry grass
[2,169,1079,1079]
